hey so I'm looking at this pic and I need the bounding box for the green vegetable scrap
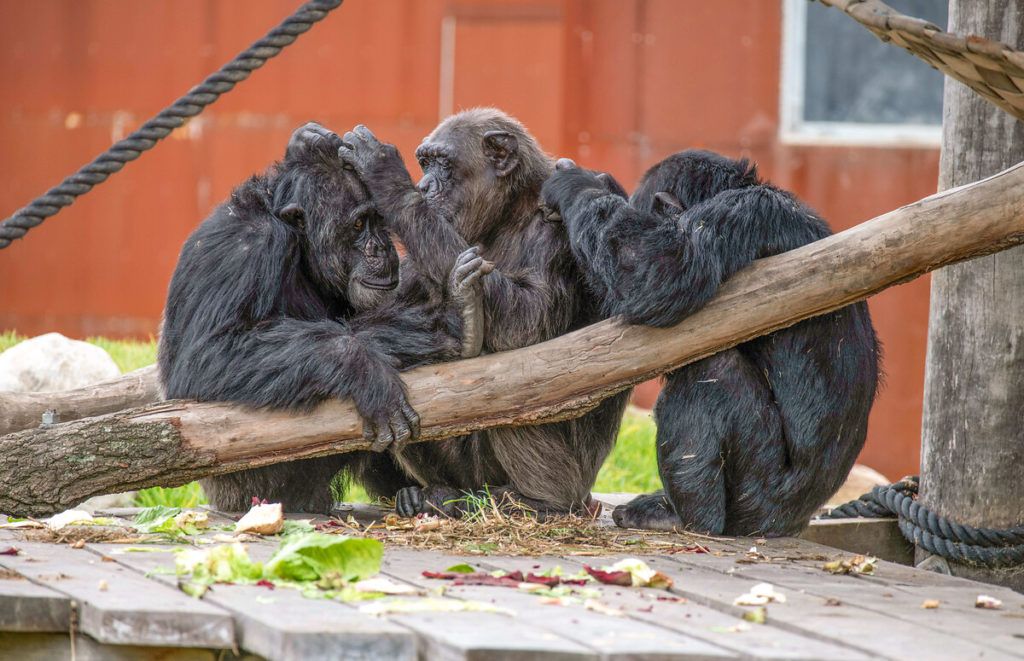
[263,532,383,583]
[176,543,262,598]
[174,533,384,600]
[134,506,209,538]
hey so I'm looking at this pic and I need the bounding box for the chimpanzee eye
[418,158,429,170]
[354,218,364,231]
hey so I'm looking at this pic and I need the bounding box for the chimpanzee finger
[402,401,421,441]
[336,145,357,171]
[389,411,413,452]
[303,126,342,149]
[555,157,578,171]
[341,130,369,152]
[395,487,423,517]
[480,260,495,275]
[454,256,485,284]
[352,125,380,147]
[362,419,376,445]
[458,245,481,263]
[370,416,394,452]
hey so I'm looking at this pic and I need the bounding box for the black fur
[333,109,630,517]
[542,149,880,536]
[158,125,475,513]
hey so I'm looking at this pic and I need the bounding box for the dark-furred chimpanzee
[157,123,492,513]
[541,149,880,536]
[317,109,631,517]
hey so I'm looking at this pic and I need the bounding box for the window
[780,0,948,145]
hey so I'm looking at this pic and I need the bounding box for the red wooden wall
[0,0,938,480]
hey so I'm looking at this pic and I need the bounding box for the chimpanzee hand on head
[285,121,344,162]
[541,158,628,224]
[335,125,416,203]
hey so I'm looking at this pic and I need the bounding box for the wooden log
[918,1,1024,590]
[2,160,1024,517]
[0,365,160,436]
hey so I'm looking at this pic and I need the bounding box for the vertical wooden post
[919,0,1024,589]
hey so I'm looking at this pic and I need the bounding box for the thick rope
[821,476,1024,568]
[0,0,344,250]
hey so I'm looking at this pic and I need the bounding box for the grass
[2,332,660,508]
[0,330,157,372]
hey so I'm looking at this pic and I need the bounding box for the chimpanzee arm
[543,166,724,328]
[336,128,581,350]
[159,210,418,451]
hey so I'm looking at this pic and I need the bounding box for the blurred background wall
[0,0,946,480]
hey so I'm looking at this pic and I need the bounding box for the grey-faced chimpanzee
[157,123,491,513]
[321,108,630,517]
[541,149,880,536]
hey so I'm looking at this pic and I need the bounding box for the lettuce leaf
[263,533,382,583]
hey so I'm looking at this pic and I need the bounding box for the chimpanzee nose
[416,175,434,195]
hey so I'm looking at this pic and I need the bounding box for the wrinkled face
[414,134,462,217]
[301,170,400,311]
[344,203,400,311]
[413,122,497,234]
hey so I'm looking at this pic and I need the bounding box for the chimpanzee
[541,149,880,536]
[157,123,492,513]
[321,109,630,517]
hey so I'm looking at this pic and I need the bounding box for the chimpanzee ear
[654,191,684,214]
[482,130,519,177]
[276,203,306,228]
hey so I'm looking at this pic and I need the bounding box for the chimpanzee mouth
[360,277,399,290]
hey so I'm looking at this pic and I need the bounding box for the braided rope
[816,0,1024,124]
[822,476,1024,568]
[0,0,344,250]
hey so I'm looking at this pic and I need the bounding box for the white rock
[0,332,120,392]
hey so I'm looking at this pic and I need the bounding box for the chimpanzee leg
[201,455,347,514]
[614,349,783,535]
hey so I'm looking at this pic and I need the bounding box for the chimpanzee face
[414,137,461,218]
[413,116,520,239]
[343,202,400,311]
[282,167,400,312]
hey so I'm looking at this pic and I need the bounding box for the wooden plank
[705,536,1024,659]
[383,549,738,660]
[376,550,600,660]
[800,518,914,565]
[0,631,261,661]
[0,569,72,632]
[385,611,596,661]
[480,554,870,660]
[647,537,1024,659]
[0,540,234,649]
[89,540,418,661]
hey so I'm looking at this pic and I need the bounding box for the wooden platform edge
[801,518,914,565]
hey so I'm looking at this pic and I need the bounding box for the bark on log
[0,365,160,436]
[918,1,1024,590]
[2,161,1024,517]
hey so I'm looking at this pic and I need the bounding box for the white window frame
[779,0,942,147]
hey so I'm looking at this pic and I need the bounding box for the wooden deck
[1,496,1022,661]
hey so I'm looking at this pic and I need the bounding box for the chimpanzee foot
[612,490,685,531]
[394,485,465,518]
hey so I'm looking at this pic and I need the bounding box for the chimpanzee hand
[449,246,495,358]
[541,158,616,223]
[285,122,343,161]
[347,356,421,453]
[338,125,416,207]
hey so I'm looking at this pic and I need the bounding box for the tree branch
[3,161,1023,516]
